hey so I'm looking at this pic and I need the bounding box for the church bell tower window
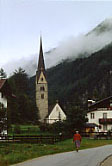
[40,86,45,91]
[41,94,44,99]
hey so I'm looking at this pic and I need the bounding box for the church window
[40,86,45,91]
[41,94,44,99]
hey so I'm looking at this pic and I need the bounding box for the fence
[0,132,112,144]
[0,135,61,144]
[81,131,112,139]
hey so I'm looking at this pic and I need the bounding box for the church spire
[36,36,48,122]
[38,36,45,71]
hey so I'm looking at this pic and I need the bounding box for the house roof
[88,96,112,111]
[0,79,15,98]
[37,37,45,71]
[85,123,99,128]
[0,79,6,90]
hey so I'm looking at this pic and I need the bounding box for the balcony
[99,118,112,124]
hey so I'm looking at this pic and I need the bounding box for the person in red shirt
[73,131,82,152]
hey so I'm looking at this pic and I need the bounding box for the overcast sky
[1,0,112,76]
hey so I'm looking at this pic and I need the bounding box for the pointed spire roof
[36,36,47,82]
[38,36,45,71]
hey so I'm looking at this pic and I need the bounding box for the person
[73,131,82,152]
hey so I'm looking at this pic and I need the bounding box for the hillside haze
[30,42,112,106]
[45,18,112,68]
[3,18,112,77]
[29,18,112,106]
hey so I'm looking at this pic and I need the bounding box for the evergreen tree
[8,67,39,124]
[0,68,7,79]
[65,105,88,133]
[10,67,28,94]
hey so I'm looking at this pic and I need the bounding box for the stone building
[36,37,48,122]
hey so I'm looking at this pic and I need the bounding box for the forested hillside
[30,43,112,107]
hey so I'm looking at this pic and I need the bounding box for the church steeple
[36,37,48,122]
[38,36,45,71]
[37,36,46,82]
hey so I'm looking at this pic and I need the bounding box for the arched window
[41,94,44,99]
[40,86,45,91]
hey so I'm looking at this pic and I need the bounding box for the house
[0,79,13,135]
[46,102,66,124]
[0,79,7,108]
[87,96,112,132]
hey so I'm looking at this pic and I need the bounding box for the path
[100,155,112,166]
[11,145,112,166]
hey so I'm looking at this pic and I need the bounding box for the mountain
[29,42,112,107]
[45,18,112,69]
[3,18,112,77]
[88,18,112,35]
[29,18,112,107]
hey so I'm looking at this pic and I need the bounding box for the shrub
[0,156,8,166]
[14,125,21,134]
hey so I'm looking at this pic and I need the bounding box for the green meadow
[0,138,112,166]
[8,125,52,135]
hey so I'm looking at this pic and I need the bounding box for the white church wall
[48,103,66,124]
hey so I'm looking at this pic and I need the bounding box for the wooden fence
[0,132,112,144]
[0,135,61,144]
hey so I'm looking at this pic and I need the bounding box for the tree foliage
[65,105,88,132]
[0,68,7,79]
[39,105,87,135]
[8,67,39,124]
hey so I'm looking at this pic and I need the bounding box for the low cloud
[3,18,112,77]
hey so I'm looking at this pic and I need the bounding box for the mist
[3,18,112,77]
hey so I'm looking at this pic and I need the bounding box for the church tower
[36,37,48,122]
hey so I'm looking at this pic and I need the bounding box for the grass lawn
[8,125,52,135]
[0,138,112,166]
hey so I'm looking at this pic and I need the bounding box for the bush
[14,125,21,134]
[0,156,8,166]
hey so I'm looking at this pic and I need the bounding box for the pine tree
[8,67,39,124]
[0,68,7,79]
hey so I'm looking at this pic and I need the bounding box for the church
[35,37,66,123]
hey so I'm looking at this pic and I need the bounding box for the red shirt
[73,133,81,141]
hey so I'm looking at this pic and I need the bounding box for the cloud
[3,18,112,77]
[2,55,37,77]
[45,26,112,68]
